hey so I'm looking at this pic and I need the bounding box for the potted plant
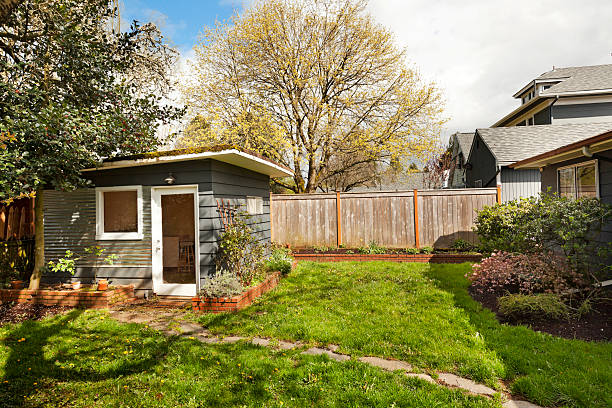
[84,246,117,290]
[10,279,24,289]
[48,247,117,291]
[96,278,108,291]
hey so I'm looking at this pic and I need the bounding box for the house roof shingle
[475,122,612,165]
[453,132,475,164]
[538,64,612,95]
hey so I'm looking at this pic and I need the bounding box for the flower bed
[192,271,281,313]
[0,285,135,309]
[292,252,482,264]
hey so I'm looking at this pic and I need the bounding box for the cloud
[367,0,612,141]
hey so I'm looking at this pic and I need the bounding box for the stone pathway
[109,309,542,408]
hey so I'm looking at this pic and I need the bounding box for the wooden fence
[270,188,500,248]
[0,197,35,241]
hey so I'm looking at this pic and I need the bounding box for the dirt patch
[0,302,70,325]
[470,288,612,342]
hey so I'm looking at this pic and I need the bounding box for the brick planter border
[192,271,282,313]
[0,285,135,309]
[292,252,482,264]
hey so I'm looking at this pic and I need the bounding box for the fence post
[496,185,502,204]
[413,189,420,249]
[336,192,342,247]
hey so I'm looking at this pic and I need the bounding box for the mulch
[0,302,71,325]
[470,288,612,342]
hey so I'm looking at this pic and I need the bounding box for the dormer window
[522,89,536,104]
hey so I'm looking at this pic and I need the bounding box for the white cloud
[367,0,612,142]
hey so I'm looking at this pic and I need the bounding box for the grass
[195,261,612,408]
[0,310,496,407]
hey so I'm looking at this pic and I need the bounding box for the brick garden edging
[192,271,282,313]
[292,253,482,264]
[0,285,135,309]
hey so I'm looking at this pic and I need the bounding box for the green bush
[405,247,419,254]
[451,238,476,252]
[357,241,386,254]
[474,193,612,284]
[0,240,33,285]
[265,248,294,275]
[498,293,570,321]
[420,246,433,254]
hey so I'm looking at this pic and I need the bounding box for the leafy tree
[0,0,183,288]
[182,0,445,193]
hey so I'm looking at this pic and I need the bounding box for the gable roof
[82,146,293,178]
[453,132,475,164]
[538,64,612,95]
[475,122,612,166]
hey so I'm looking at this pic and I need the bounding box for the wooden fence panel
[271,188,497,248]
[0,197,35,241]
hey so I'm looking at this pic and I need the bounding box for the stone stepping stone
[251,337,271,347]
[358,356,413,372]
[177,322,203,334]
[438,373,496,396]
[276,340,299,350]
[220,336,245,343]
[405,372,435,384]
[503,400,542,408]
[302,347,350,362]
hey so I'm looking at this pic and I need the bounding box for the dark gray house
[510,129,612,242]
[43,148,292,297]
[449,132,475,188]
[464,123,612,202]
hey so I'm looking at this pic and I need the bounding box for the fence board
[271,188,497,248]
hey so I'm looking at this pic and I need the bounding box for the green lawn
[0,310,496,408]
[195,262,612,408]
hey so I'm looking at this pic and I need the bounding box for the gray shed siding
[500,168,541,202]
[540,149,612,243]
[43,158,272,295]
[465,134,497,188]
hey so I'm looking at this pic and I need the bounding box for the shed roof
[475,122,612,166]
[82,146,293,178]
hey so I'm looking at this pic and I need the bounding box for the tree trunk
[29,189,44,289]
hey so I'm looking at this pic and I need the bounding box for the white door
[151,186,199,296]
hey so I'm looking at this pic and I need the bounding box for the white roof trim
[82,149,293,178]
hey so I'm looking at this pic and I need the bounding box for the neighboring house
[42,148,292,298]
[450,63,612,201]
[464,123,612,202]
[351,171,426,192]
[449,132,475,188]
[493,64,612,127]
[510,129,612,243]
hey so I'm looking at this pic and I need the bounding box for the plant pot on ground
[96,279,108,291]
[71,281,81,290]
[10,280,24,290]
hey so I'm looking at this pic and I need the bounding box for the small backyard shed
[42,148,292,298]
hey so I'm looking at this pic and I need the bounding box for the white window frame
[246,196,264,215]
[95,185,144,240]
[557,159,599,199]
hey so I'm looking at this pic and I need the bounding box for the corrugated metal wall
[500,168,541,202]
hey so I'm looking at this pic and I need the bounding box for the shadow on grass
[0,309,178,407]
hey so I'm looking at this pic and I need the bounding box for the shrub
[357,241,386,254]
[474,193,612,284]
[0,240,34,285]
[200,269,243,298]
[498,293,570,321]
[467,251,584,296]
[405,247,419,254]
[265,248,294,275]
[451,238,476,252]
[420,246,433,254]
[216,212,266,286]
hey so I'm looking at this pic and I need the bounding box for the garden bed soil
[0,285,135,309]
[0,302,70,325]
[470,288,612,342]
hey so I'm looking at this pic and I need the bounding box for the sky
[122,0,612,142]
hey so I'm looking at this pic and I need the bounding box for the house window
[246,196,263,215]
[474,180,483,188]
[558,161,598,199]
[96,186,143,240]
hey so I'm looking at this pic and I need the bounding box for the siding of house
[43,159,271,294]
[540,149,612,243]
[551,102,612,124]
[534,106,551,125]
[500,168,541,202]
[465,134,497,188]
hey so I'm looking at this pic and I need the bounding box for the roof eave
[491,96,551,127]
[82,149,294,178]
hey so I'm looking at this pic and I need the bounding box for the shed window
[246,196,263,215]
[96,186,143,240]
[558,161,598,199]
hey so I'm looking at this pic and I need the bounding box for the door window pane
[577,164,596,198]
[162,193,196,284]
[558,168,575,198]
[103,191,138,232]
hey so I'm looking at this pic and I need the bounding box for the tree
[182,0,445,193]
[423,143,454,189]
[0,0,183,289]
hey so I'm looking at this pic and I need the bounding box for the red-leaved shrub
[467,251,585,295]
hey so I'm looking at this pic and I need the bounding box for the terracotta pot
[10,280,24,290]
[97,279,108,291]
[71,281,81,290]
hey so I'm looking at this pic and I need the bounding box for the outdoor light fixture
[164,173,176,185]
